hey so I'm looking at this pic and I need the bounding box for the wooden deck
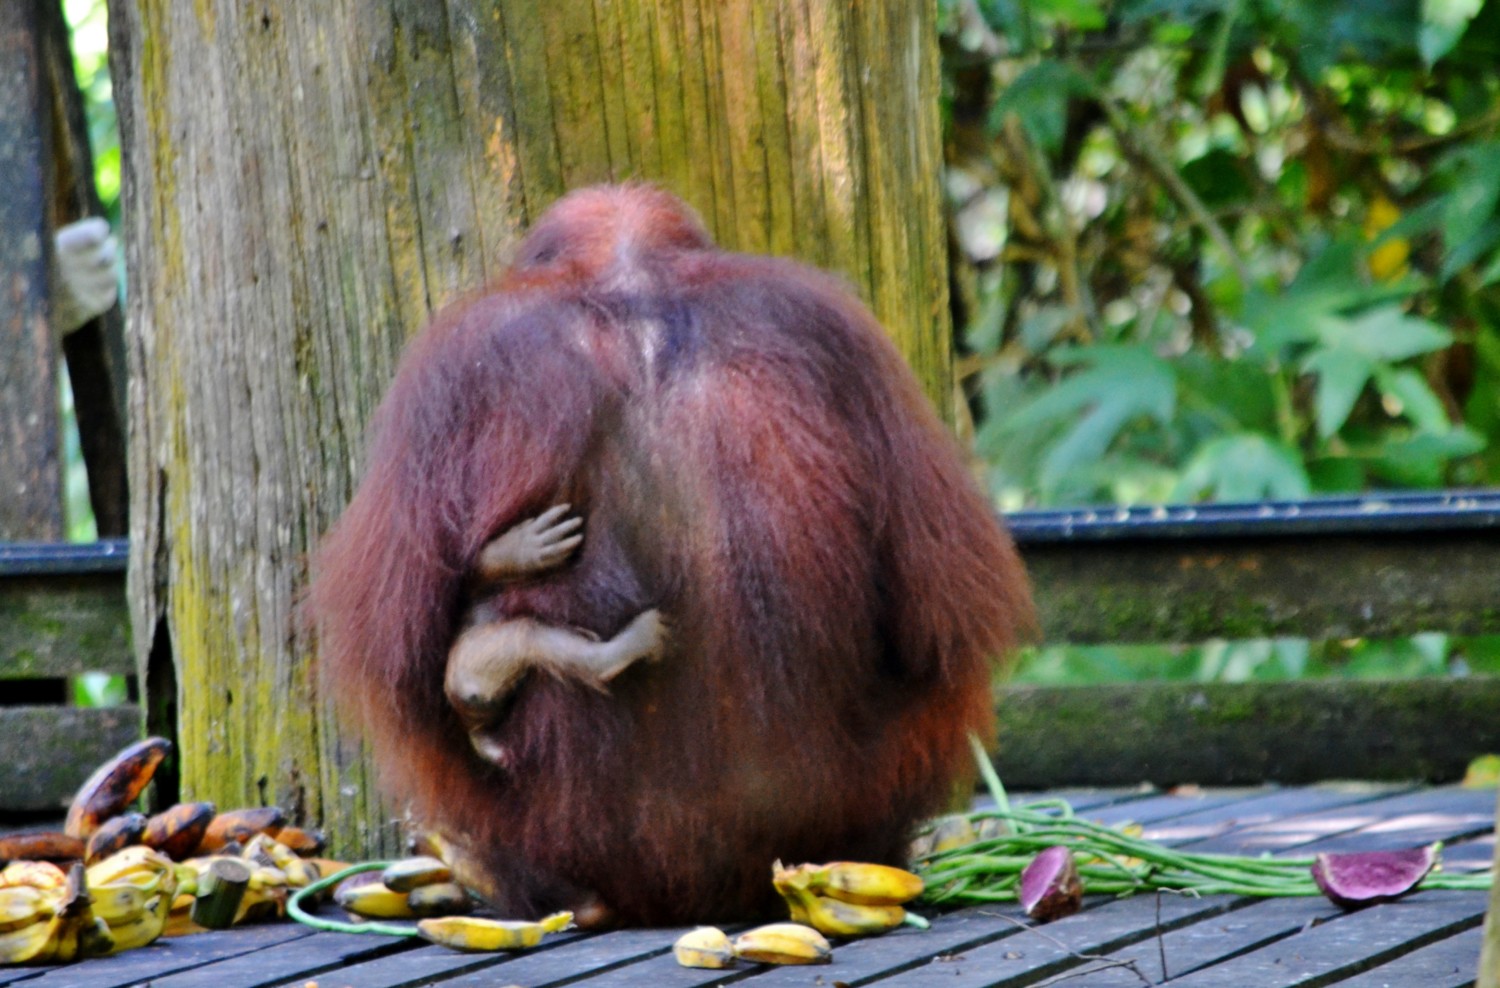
[2,783,1494,988]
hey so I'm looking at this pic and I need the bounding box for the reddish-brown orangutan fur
[309,183,1034,926]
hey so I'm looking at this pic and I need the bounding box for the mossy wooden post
[110,0,951,857]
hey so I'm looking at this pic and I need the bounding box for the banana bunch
[0,861,87,964]
[84,846,179,953]
[333,855,474,920]
[170,833,325,926]
[416,911,572,952]
[771,861,924,937]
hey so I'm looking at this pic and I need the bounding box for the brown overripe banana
[64,737,172,840]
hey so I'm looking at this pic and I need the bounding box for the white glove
[53,217,119,335]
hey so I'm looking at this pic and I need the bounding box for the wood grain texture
[109,0,951,856]
[0,0,63,542]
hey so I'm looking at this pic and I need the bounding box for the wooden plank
[1332,923,1483,987]
[808,892,1236,988]
[0,705,139,811]
[1050,896,1346,986]
[996,679,1500,788]
[1139,784,1416,847]
[0,0,63,542]
[266,927,593,988]
[416,928,692,988]
[1023,528,1500,644]
[1165,891,1488,986]
[16,924,317,988]
[1186,786,1495,856]
[139,930,413,988]
[0,572,131,679]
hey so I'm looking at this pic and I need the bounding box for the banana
[197,807,286,854]
[86,846,177,953]
[804,862,923,906]
[538,910,574,933]
[64,736,173,840]
[416,915,550,952]
[0,861,68,892]
[407,882,472,916]
[143,801,217,861]
[334,878,414,919]
[672,926,736,969]
[98,898,168,953]
[86,846,177,891]
[731,922,832,965]
[0,831,85,864]
[1,914,64,965]
[381,855,452,893]
[77,915,117,959]
[800,893,905,937]
[85,812,149,864]
[272,825,326,857]
[910,815,977,859]
[0,886,57,933]
[87,882,152,927]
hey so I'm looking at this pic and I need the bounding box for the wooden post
[0,0,63,542]
[111,0,952,857]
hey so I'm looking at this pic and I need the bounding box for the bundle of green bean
[915,740,1492,907]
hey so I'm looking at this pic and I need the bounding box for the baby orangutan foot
[593,609,668,683]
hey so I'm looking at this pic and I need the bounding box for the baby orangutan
[447,504,666,767]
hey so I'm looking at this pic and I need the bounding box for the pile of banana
[673,860,926,969]
[0,737,331,965]
[334,856,574,952]
[0,845,178,963]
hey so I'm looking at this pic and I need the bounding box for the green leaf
[1420,0,1484,64]
[1303,346,1372,437]
[994,346,1177,495]
[1372,366,1452,432]
[1340,306,1452,362]
[990,62,1093,154]
[1365,427,1486,486]
[1171,433,1311,502]
[1438,142,1500,267]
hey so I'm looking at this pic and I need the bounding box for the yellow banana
[381,856,453,893]
[0,886,58,933]
[88,883,151,926]
[247,865,289,892]
[732,922,832,965]
[807,862,923,906]
[673,926,736,969]
[800,894,905,936]
[538,910,573,933]
[407,882,472,916]
[417,915,549,951]
[77,915,117,958]
[334,879,413,919]
[85,846,176,890]
[0,861,69,892]
[0,916,58,963]
[99,898,168,953]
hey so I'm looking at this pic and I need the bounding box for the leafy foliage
[942,0,1499,508]
[940,0,1500,682]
